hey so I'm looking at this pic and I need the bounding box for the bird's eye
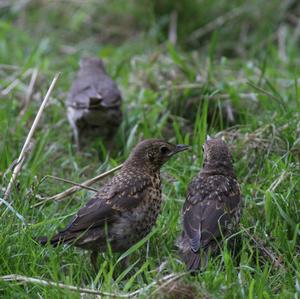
[160,146,170,154]
[202,145,205,152]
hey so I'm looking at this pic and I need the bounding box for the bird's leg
[90,251,99,271]
[73,126,81,152]
[67,110,81,151]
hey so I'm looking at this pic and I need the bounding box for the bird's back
[41,168,162,252]
[67,67,121,109]
[179,171,242,270]
[66,61,122,147]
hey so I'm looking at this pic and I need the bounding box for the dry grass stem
[187,6,247,42]
[0,64,22,70]
[168,10,178,45]
[0,197,27,226]
[0,68,32,96]
[1,273,183,298]
[20,68,39,116]
[33,164,123,207]
[243,229,283,268]
[41,175,99,192]
[150,273,187,297]
[0,78,21,96]
[3,73,60,201]
[247,81,285,110]
[269,171,289,192]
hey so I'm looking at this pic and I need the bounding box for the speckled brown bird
[66,57,122,149]
[178,137,242,271]
[39,139,189,267]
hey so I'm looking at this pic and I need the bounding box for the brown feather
[66,57,122,149]
[179,138,242,271]
[38,139,189,266]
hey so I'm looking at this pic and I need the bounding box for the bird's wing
[67,81,103,108]
[62,174,152,234]
[67,68,121,109]
[183,175,240,252]
[96,77,122,108]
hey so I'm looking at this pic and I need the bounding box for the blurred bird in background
[66,57,122,150]
[178,136,242,271]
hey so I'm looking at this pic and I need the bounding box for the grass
[0,1,300,298]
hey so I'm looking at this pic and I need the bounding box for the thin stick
[0,68,32,96]
[1,274,137,297]
[41,175,99,192]
[247,81,286,110]
[168,10,178,45]
[0,273,182,298]
[20,68,38,116]
[0,197,27,226]
[0,64,22,71]
[278,25,287,63]
[150,272,186,297]
[186,6,247,42]
[0,79,21,96]
[159,83,258,100]
[243,229,283,268]
[3,73,60,201]
[33,164,123,207]
[269,171,289,192]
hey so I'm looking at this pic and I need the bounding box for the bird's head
[79,57,105,71]
[203,136,234,172]
[125,139,190,172]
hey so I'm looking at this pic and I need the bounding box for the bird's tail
[181,249,208,271]
[183,250,200,271]
[89,97,103,108]
[178,236,208,271]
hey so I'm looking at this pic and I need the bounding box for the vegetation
[0,1,299,298]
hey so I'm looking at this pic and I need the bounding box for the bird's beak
[169,144,191,156]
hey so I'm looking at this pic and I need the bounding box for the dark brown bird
[39,139,189,267]
[178,137,242,271]
[66,57,122,149]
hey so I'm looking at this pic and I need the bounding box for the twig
[224,99,234,122]
[0,64,22,71]
[3,158,22,181]
[40,175,99,192]
[278,25,288,63]
[0,78,21,96]
[3,73,60,201]
[0,197,27,226]
[159,83,204,90]
[186,6,247,43]
[1,274,137,297]
[150,272,186,297]
[247,81,286,111]
[269,170,289,192]
[0,273,183,298]
[168,10,178,45]
[243,229,283,268]
[159,82,258,100]
[32,164,123,207]
[20,68,38,116]
[0,68,32,96]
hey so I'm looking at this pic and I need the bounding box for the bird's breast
[132,175,162,229]
[111,176,162,248]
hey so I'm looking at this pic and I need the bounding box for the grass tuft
[1,1,300,298]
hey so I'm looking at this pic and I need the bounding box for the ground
[0,1,300,298]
